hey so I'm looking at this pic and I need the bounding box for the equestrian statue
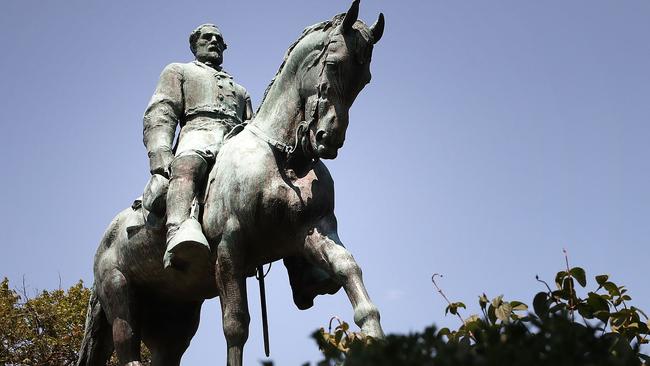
[77,2,385,365]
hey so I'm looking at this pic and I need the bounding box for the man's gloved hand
[148,148,174,178]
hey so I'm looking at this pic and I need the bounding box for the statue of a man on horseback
[77,2,385,365]
[142,24,253,270]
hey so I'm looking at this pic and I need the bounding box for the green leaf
[570,267,587,287]
[561,277,575,294]
[464,314,482,332]
[577,303,594,319]
[549,302,568,314]
[594,310,611,323]
[479,293,489,310]
[510,301,529,312]
[555,271,568,288]
[587,292,609,311]
[632,306,648,320]
[603,282,620,297]
[446,302,466,316]
[487,304,497,324]
[533,292,549,318]
[595,274,609,286]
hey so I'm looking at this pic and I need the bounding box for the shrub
[309,254,649,366]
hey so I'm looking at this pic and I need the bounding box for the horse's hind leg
[141,300,202,366]
[303,215,385,338]
[215,221,250,366]
[98,268,143,365]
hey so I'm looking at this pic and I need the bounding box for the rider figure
[143,24,253,270]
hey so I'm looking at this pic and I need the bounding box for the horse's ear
[342,0,360,33]
[370,13,384,44]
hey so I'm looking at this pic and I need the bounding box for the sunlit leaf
[510,301,528,312]
[495,303,513,322]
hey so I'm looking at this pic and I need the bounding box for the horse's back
[94,206,218,300]
[93,207,160,283]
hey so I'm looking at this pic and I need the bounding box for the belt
[183,113,240,129]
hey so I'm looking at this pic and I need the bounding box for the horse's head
[299,1,384,159]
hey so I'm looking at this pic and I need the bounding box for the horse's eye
[325,60,340,74]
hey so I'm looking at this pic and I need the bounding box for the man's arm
[143,63,184,177]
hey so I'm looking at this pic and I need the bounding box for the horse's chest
[263,169,331,222]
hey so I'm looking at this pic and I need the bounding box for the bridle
[247,31,341,162]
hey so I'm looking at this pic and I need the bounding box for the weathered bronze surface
[77,2,384,365]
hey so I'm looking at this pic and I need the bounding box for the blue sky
[1,1,649,364]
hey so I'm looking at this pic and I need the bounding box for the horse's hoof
[361,323,385,339]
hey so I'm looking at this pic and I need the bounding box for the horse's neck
[253,76,303,147]
[254,30,327,148]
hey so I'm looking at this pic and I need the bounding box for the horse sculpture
[77,2,384,365]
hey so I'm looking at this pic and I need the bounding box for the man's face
[194,27,225,66]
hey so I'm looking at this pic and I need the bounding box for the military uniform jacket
[143,61,253,155]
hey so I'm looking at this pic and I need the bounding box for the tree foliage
[308,262,649,366]
[0,278,90,365]
[0,277,150,366]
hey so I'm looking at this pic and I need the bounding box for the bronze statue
[142,23,253,271]
[77,2,384,365]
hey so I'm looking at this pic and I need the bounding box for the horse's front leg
[216,220,250,366]
[303,215,384,338]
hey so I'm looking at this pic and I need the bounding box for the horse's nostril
[316,130,327,142]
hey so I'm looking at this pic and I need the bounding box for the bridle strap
[248,34,336,161]
[247,124,296,155]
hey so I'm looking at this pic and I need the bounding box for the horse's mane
[256,14,346,114]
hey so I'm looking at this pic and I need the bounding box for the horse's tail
[77,284,113,366]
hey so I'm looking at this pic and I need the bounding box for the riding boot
[163,153,210,272]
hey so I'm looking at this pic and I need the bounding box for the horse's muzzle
[315,130,343,159]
